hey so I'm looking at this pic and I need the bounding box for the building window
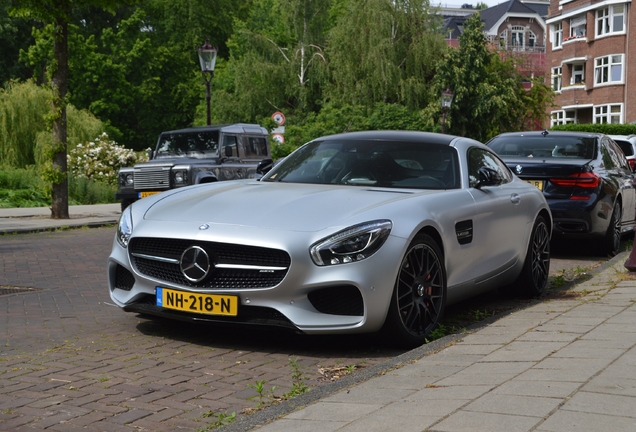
[572,64,584,84]
[594,54,623,85]
[553,22,562,48]
[511,26,524,48]
[594,104,622,124]
[552,67,562,91]
[596,5,624,37]
[528,30,536,48]
[551,110,576,126]
[570,15,586,38]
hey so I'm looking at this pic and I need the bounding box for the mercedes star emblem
[180,246,211,282]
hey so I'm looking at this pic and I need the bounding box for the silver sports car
[108,131,551,347]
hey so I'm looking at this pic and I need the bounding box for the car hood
[143,180,431,232]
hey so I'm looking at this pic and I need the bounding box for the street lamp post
[197,40,218,126]
[440,88,454,134]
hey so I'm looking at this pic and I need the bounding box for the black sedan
[487,130,635,256]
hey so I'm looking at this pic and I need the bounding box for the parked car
[108,131,551,347]
[609,135,636,172]
[115,124,272,211]
[488,130,636,256]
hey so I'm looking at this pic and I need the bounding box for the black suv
[116,123,272,210]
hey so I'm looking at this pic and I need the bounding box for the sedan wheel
[384,234,446,348]
[515,215,550,297]
[604,202,622,257]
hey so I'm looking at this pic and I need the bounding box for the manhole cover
[0,286,43,296]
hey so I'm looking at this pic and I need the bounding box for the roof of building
[480,0,542,30]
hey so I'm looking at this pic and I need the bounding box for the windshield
[262,139,459,189]
[156,131,220,158]
[488,136,596,160]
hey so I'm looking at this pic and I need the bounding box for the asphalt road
[0,227,615,430]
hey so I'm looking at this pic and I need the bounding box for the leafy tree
[12,0,135,219]
[324,0,445,110]
[432,13,551,142]
[0,0,35,84]
[207,0,331,125]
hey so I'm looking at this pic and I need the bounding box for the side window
[601,140,616,169]
[607,139,627,169]
[468,148,512,188]
[244,137,268,157]
[223,135,238,158]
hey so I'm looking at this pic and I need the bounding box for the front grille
[308,286,364,316]
[134,165,171,190]
[129,237,291,289]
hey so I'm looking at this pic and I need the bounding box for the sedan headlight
[117,206,133,248]
[310,220,392,266]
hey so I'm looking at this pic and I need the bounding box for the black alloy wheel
[384,234,446,348]
[515,215,550,297]
[604,201,622,257]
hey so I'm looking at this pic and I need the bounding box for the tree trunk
[50,16,69,219]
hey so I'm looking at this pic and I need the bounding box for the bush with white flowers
[68,133,149,186]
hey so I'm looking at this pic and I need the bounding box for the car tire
[383,233,447,348]
[514,215,550,298]
[603,201,622,257]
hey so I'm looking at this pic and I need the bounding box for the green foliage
[325,0,445,110]
[551,123,636,135]
[283,357,310,399]
[0,80,106,169]
[432,13,552,142]
[67,132,148,186]
[197,411,236,430]
[67,174,118,204]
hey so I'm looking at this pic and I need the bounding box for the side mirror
[255,158,274,179]
[147,148,154,160]
[476,167,502,189]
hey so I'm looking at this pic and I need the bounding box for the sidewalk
[0,203,120,234]
[224,254,636,432]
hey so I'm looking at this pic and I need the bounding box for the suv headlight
[119,172,134,187]
[117,206,133,248]
[310,220,392,266]
[173,169,188,186]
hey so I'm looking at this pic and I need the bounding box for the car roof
[161,124,268,136]
[314,130,458,146]
[490,130,605,140]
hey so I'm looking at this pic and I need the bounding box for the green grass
[0,165,117,207]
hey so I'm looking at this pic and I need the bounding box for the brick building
[546,0,636,126]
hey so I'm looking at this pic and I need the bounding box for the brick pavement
[0,228,402,431]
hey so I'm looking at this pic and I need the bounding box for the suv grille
[134,165,171,190]
[129,237,291,289]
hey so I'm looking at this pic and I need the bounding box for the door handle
[510,193,521,204]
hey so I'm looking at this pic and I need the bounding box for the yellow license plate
[156,287,238,316]
[139,191,160,198]
[525,180,544,191]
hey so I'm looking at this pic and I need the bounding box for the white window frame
[552,66,562,91]
[596,5,625,37]
[594,104,622,124]
[570,14,586,38]
[552,22,562,49]
[594,54,624,85]
[571,63,585,85]
[551,110,576,126]
[511,25,525,48]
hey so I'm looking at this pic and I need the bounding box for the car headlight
[173,170,188,185]
[119,172,134,187]
[310,220,392,266]
[117,206,133,248]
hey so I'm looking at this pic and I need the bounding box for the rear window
[614,140,635,157]
[489,136,596,159]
